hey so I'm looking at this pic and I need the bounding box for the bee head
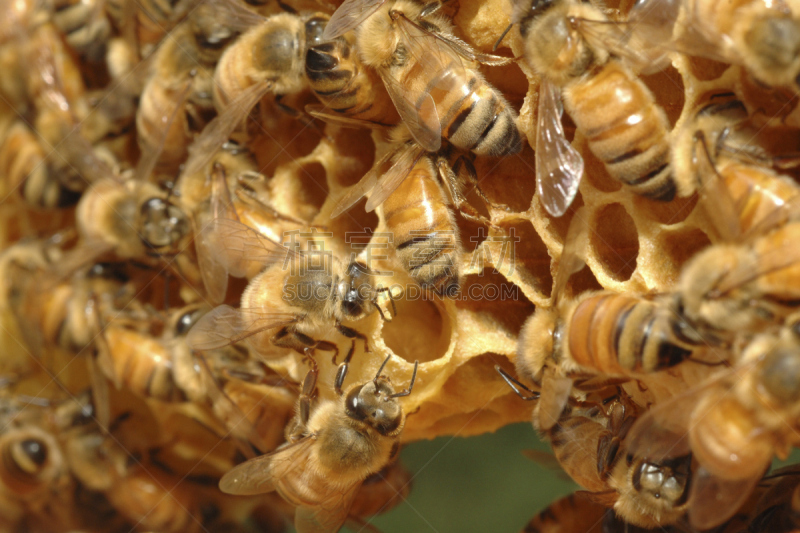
[139,197,190,253]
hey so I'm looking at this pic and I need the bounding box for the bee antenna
[374,354,392,384]
[390,360,419,398]
[493,23,514,51]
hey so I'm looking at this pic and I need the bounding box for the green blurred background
[356,423,576,533]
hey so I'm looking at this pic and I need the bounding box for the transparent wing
[195,164,241,303]
[135,79,193,182]
[574,18,670,75]
[715,227,800,296]
[364,144,426,212]
[201,0,267,33]
[626,0,682,48]
[551,206,589,303]
[181,80,271,181]
[330,148,398,218]
[185,305,300,351]
[294,483,361,533]
[219,436,316,495]
[305,104,392,129]
[202,217,296,278]
[322,0,387,40]
[693,131,742,242]
[688,467,762,530]
[378,14,488,152]
[537,367,572,431]
[535,79,584,218]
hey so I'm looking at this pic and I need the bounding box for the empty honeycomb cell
[455,268,535,337]
[658,227,712,285]
[641,65,685,127]
[327,197,379,246]
[413,353,531,439]
[632,192,698,225]
[590,203,639,282]
[497,219,553,298]
[295,162,329,212]
[456,211,490,253]
[327,127,375,188]
[481,62,529,108]
[473,144,537,212]
[687,56,731,82]
[540,192,585,244]
[563,264,604,300]
[250,111,324,177]
[382,297,451,364]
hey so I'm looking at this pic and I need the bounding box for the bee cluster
[1,0,800,530]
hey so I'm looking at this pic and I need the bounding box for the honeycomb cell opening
[497,219,553,298]
[382,296,451,364]
[640,64,685,127]
[590,203,639,282]
[456,268,534,337]
[296,161,329,212]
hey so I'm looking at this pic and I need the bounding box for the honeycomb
[0,0,796,530]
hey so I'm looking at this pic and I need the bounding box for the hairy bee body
[564,60,674,201]
[381,156,460,296]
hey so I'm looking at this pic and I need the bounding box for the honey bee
[105,0,192,58]
[212,8,328,112]
[219,354,418,533]
[323,0,522,156]
[627,314,800,529]
[0,119,83,209]
[186,214,395,360]
[75,177,192,262]
[178,144,304,303]
[136,1,240,177]
[508,0,675,217]
[671,93,800,240]
[628,0,800,90]
[498,374,693,529]
[513,213,700,430]
[672,218,800,347]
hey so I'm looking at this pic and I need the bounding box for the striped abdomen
[568,292,694,375]
[565,60,675,201]
[403,60,521,156]
[306,36,399,126]
[720,159,800,235]
[521,492,607,533]
[548,413,609,493]
[0,121,80,208]
[382,161,460,295]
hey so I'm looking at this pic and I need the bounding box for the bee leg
[336,323,369,355]
[333,345,357,396]
[494,365,540,401]
[436,156,503,229]
[273,329,338,361]
[298,358,319,428]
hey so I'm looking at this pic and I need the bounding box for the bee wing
[204,217,296,278]
[688,467,762,530]
[739,194,800,243]
[305,104,393,129]
[134,78,194,182]
[219,436,316,495]
[693,131,743,242]
[330,146,411,218]
[627,0,732,64]
[195,164,241,303]
[294,482,361,533]
[535,78,584,218]
[715,226,800,295]
[537,367,573,431]
[364,144,426,212]
[574,18,670,75]
[185,305,300,351]
[322,0,388,40]
[181,80,271,182]
[378,14,487,153]
[201,0,267,33]
[552,206,590,302]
